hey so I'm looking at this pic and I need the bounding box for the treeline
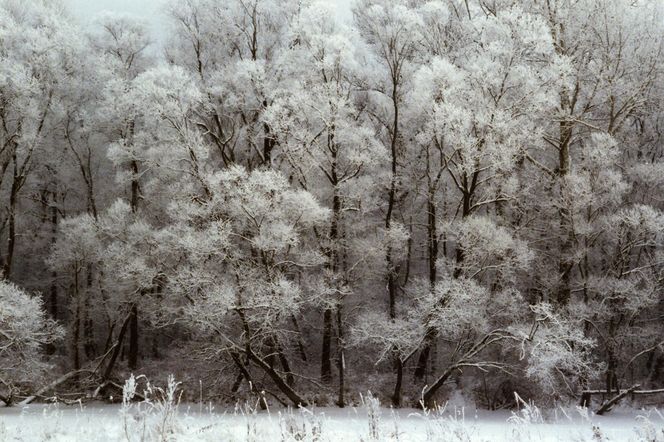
[1,0,664,410]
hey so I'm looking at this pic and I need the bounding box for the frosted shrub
[121,374,148,442]
[425,416,476,442]
[278,407,324,442]
[236,399,262,442]
[120,375,182,442]
[576,405,591,423]
[633,415,664,442]
[145,375,182,441]
[0,281,62,403]
[508,393,543,425]
[361,392,382,441]
[417,403,478,442]
[508,393,544,440]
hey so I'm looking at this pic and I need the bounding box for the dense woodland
[1,0,664,411]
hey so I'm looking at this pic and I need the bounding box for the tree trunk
[596,384,640,415]
[84,267,96,359]
[555,93,574,305]
[3,154,19,278]
[263,121,275,166]
[128,158,140,371]
[72,266,81,378]
[50,202,58,319]
[291,315,307,362]
[230,351,268,410]
[336,305,345,407]
[321,308,333,382]
[386,77,403,408]
[102,312,132,380]
[322,188,341,382]
[19,369,93,406]
[415,195,438,381]
[391,356,403,407]
[246,347,307,407]
[422,364,458,408]
[128,303,138,370]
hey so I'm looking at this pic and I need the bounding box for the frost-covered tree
[406,3,564,380]
[0,0,83,279]
[0,280,61,405]
[49,200,159,377]
[264,1,386,405]
[158,166,328,406]
[352,0,424,407]
[165,0,301,168]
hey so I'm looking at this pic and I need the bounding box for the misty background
[65,0,354,47]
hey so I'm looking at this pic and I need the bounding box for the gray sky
[65,0,354,42]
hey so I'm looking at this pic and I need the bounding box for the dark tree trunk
[102,312,132,380]
[321,308,333,382]
[3,155,20,278]
[291,315,307,362]
[556,94,574,306]
[230,351,268,410]
[322,188,341,382]
[130,160,140,212]
[128,303,138,370]
[415,195,439,381]
[128,158,140,371]
[83,268,96,359]
[263,122,275,165]
[336,305,345,407]
[392,356,403,407]
[422,364,458,408]
[49,201,58,321]
[71,265,82,385]
[246,347,307,407]
[386,72,404,408]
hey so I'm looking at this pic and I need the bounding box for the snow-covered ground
[0,401,662,441]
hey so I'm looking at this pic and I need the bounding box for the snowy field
[0,402,662,441]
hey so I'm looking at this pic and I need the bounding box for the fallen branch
[581,387,664,395]
[19,369,94,406]
[595,384,640,415]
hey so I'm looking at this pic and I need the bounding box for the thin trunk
[336,305,345,407]
[102,312,132,380]
[291,315,307,362]
[321,309,333,382]
[246,347,307,407]
[322,176,341,382]
[3,154,19,278]
[72,266,81,378]
[128,303,138,370]
[84,268,96,359]
[128,158,140,371]
[49,202,58,320]
[386,70,402,408]
[556,91,574,305]
[276,343,294,387]
[453,186,473,278]
[230,351,268,410]
[415,193,438,380]
[263,121,274,166]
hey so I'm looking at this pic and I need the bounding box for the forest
[1,0,664,418]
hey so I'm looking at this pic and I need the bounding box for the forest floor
[0,401,662,441]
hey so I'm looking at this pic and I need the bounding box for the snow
[0,403,661,441]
